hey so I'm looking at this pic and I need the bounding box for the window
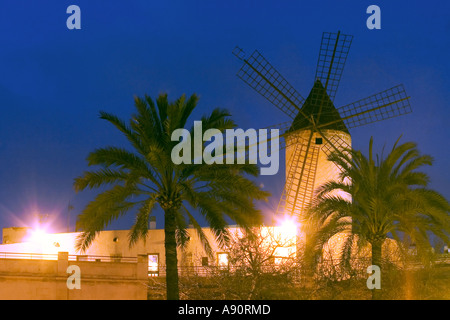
[315,137,323,145]
[217,252,229,269]
[148,254,159,277]
[201,257,209,266]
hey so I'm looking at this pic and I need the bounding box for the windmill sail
[233,47,304,119]
[336,84,412,129]
[315,31,353,102]
[276,136,320,217]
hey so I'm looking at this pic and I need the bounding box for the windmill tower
[233,31,412,226]
[282,79,352,221]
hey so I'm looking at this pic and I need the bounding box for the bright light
[25,214,53,244]
[260,215,300,260]
[277,216,298,239]
[217,253,229,269]
[24,227,61,256]
[27,228,48,244]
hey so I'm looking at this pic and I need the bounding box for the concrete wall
[0,252,148,300]
[0,226,295,276]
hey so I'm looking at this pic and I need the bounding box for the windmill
[232,31,412,224]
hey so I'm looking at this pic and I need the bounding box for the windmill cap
[288,80,349,134]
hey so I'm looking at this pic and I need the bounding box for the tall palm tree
[73,93,270,300]
[303,136,450,299]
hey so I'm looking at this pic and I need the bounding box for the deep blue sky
[0,1,449,233]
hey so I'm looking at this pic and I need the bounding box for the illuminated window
[275,247,290,258]
[217,253,229,269]
[148,254,159,277]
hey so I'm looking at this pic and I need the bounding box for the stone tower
[281,79,352,222]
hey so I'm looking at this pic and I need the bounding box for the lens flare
[276,215,299,239]
[27,228,48,244]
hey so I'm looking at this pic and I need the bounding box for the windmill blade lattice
[276,133,320,217]
[251,121,315,152]
[233,47,305,120]
[336,84,412,129]
[315,31,353,103]
[320,132,352,158]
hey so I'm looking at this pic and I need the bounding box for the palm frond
[99,111,146,156]
[308,135,449,270]
[128,195,158,247]
[73,168,131,192]
[181,204,214,258]
[75,184,143,250]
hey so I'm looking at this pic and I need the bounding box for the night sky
[0,1,449,233]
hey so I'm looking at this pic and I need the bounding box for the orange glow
[27,228,47,243]
[269,215,299,260]
[217,253,229,268]
[275,215,299,239]
[23,226,63,256]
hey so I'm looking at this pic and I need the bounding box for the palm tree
[73,93,270,300]
[303,136,450,299]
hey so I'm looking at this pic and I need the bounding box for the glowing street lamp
[27,228,48,244]
[268,215,300,262]
[278,216,298,239]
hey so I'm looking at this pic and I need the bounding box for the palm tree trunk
[164,208,180,300]
[371,239,383,300]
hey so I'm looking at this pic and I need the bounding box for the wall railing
[0,252,138,263]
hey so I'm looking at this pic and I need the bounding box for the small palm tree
[304,136,450,299]
[74,93,270,300]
